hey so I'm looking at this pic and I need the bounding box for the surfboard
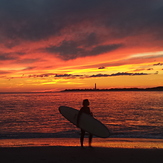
[59,106,110,138]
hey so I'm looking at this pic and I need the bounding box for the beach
[1,146,163,163]
[1,138,163,163]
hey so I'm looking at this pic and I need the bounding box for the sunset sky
[0,0,163,92]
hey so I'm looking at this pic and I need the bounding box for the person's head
[83,99,90,107]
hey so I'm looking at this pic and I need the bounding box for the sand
[0,138,163,163]
[0,146,163,163]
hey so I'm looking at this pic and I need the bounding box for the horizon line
[0,86,163,93]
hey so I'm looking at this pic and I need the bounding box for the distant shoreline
[62,86,163,92]
[0,86,163,94]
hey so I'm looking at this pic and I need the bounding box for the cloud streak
[89,72,149,78]
[153,63,163,66]
[27,72,150,79]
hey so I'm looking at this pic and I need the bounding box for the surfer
[77,99,93,147]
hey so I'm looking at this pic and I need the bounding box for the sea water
[0,91,163,147]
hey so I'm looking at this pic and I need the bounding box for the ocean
[0,91,163,147]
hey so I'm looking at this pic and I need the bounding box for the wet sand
[1,138,163,148]
[1,146,163,163]
[1,138,163,163]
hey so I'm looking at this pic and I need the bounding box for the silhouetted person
[77,99,93,147]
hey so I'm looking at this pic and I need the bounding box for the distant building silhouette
[94,83,97,90]
[61,86,163,92]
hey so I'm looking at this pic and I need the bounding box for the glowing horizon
[0,0,163,92]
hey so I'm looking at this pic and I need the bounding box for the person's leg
[80,129,85,147]
[89,133,93,147]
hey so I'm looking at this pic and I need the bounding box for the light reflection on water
[0,91,163,139]
[0,138,163,149]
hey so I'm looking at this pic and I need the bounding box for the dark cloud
[0,0,162,41]
[29,73,56,78]
[0,53,16,61]
[147,68,153,70]
[18,71,150,79]
[0,49,30,62]
[55,74,83,78]
[55,72,149,78]
[0,0,101,42]
[45,32,100,59]
[46,41,84,60]
[153,62,163,66]
[0,1,60,41]
[46,40,123,60]
[90,44,123,56]
[28,73,83,78]
[90,72,149,77]
[98,66,105,69]
[55,74,72,78]
[101,0,163,38]
[0,0,163,61]
[90,74,109,78]
[0,70,11,75]
[83,33,99,47]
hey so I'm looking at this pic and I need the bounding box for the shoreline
[0,86,163,94]
[1,137,163,149]
[61,86,163,92]
[1,138,163,163]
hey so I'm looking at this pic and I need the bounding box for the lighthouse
[94,83,97,90]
